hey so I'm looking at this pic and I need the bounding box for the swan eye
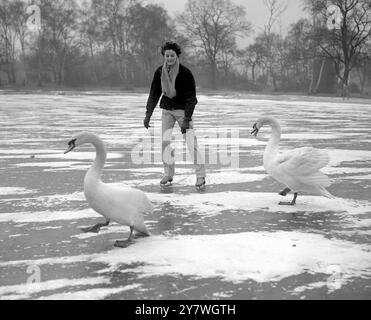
[251,123,259,136]
[64,138,77,154]
[68,139,76,148]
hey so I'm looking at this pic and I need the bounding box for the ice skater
[143,41,206,190]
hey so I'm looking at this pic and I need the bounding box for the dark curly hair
[161,41,182,57]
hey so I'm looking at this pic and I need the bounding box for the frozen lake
[0,92,370,300]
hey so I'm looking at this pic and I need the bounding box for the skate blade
[196,183,206,190]
[160,182,173,188]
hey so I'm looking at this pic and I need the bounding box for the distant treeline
[0,0,370,95]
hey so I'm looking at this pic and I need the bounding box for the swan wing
[276,147,330,176]
[299,171,332,188]
[275,149,298,165]
[107,184,153,213]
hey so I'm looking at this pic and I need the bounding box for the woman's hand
[144,115,151,129]
[181,118,191,134]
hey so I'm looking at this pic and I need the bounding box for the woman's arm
[182,68,198,120]
[145,68,162,118]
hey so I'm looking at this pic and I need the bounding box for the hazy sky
[144,0,308,46]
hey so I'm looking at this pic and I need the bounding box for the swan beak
[64,139,76,154]
[251,124,259,136]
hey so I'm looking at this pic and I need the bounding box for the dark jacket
[145,63,198,120]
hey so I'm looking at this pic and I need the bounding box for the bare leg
[81,219,110,233]
[279,187,291,196]
[114,226,134,248]
[279,193,298,206]
[182,122,206,183]
[162,109,176,184]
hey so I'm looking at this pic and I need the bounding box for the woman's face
[164,49,178,66]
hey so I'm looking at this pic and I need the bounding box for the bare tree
[46,0,78,85]
[11,0,29,85]
[263,0,288,35]
[238,42,265,84]
[0,0,17,84]
[354,42,371,94]
[28,0,79,86]
[312,0,371,97]
[261,0,288,91]
[284,19,314,91]
[91,0,140,87]
[303,0,328,94]
[178,0,251,89]
[79,1,103,83]
[126,3,174,84]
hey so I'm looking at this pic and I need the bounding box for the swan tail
[302,171,332,188]
[134,223,151,236]
[319,187,335,199]
[146,200,154,214]
[133,196,153,236]
[142,194,154,214]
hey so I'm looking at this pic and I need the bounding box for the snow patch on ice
[2,231,370,287]
[0,187,35,196]
[90,231,371,284]
[147,192,371,217]
[0,209,99,223]
[0,277,110,300]
[37,284,141,300]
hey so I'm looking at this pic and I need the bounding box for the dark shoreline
[1,87,371,105]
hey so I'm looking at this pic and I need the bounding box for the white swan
[64,132,152,247]
[251,117,334,205]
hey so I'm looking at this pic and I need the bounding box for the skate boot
[195,177,206,190]
[160,175,173,187]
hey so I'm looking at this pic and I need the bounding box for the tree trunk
[52,66,57,84]
[308,59,315,94]
[314,58,326,93]
[111,38,120,83]
[89,41,98,83]
[10,62,16,84]
[251,64,256,84]
[359,64,366,95]
[58,71,62,85]
[20,38,28,85]
[342,65,350,99]
[210,59,217,89]
[118,57,126,85]
[270,67,278,91]
[6,63,12,84]
[37,33,43,87]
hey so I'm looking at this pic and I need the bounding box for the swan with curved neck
[65,132,151,247]
[251,117,334,205]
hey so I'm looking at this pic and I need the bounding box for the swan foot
[80,219,110,233]
[279,201,296,206]
[279,188,291,196]
[114,240,134,248]
[80,225,102,233]
[133,232,150,239]
[279,193,297,206]
[114,226,135,248]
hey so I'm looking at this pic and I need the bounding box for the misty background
[0,0,370,96]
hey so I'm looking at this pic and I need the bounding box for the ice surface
[1,93,370,300]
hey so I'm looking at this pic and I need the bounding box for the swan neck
[90,137,107,178]
[268,121,281,147]
[263,119,281,159]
